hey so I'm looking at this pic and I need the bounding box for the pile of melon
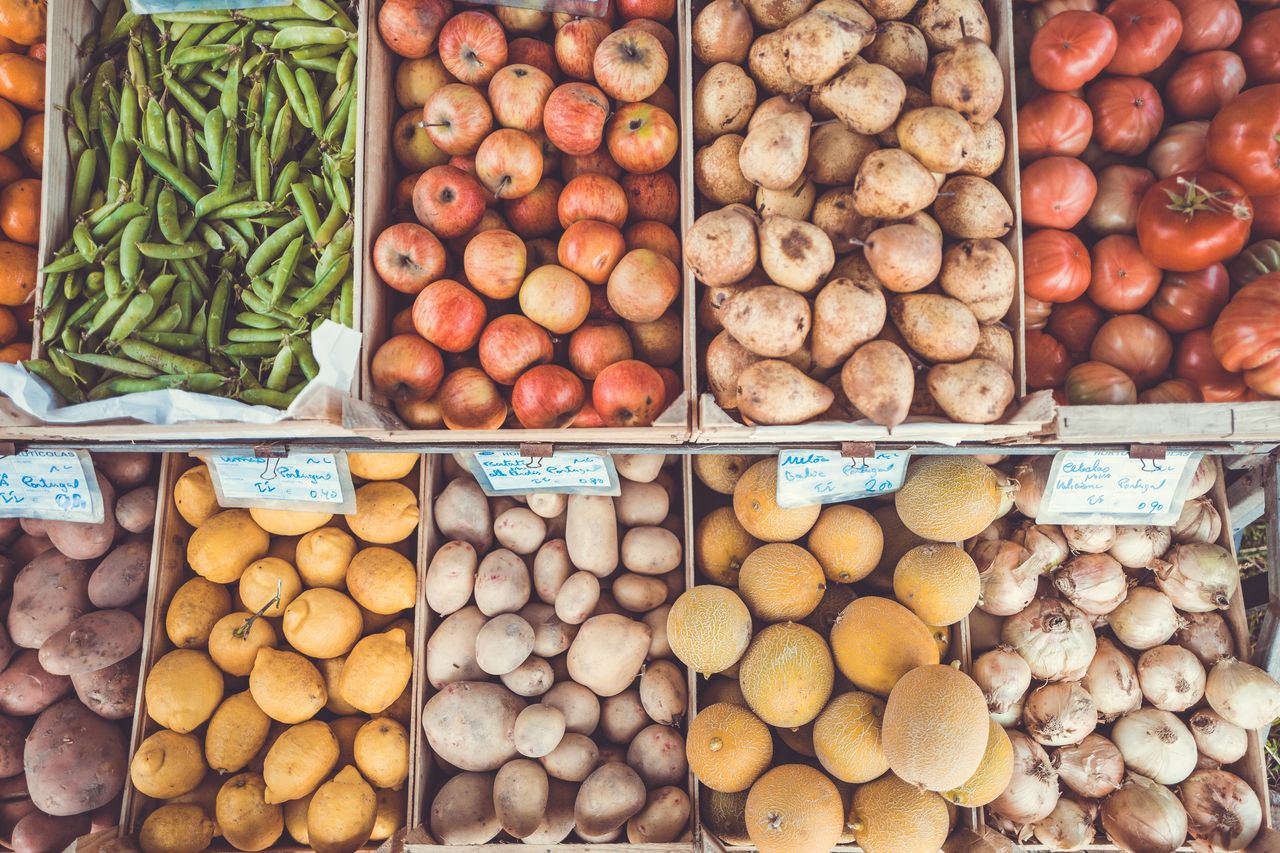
[672,455,1013,853]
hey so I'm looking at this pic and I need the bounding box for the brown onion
[1112,708,1199,785]
[1186,456,1217,499]
[1154,543,1239,612]
[1054,733,1125,798]
[1109,526,1173,569]
[1205,657,1280,730]
[1083,636,1142,720]
[1108,587,1182,650]
[1137,644,1207,712]
[1063,523,1115,554]
[1189,710,1248,765]
[1102,773,1189,853]
[1173,496,1223,545]
[1179,768,1262,851]
[1054,553,1129,615]
[1033,797,1096,851]
[1024,681,1097,747]
[1002,598,1097,681]
[1174,611,1234,667]
[989,731,1060,828]
[973,646,1032,716]
[1010,457,1051,519]
[973,539,1040,616]
[1011,522,1070,573]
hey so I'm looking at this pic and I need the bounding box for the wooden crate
[357,1,694,444]
[689,0,1047,445]
[1056,401,1280,445]
[117,451,429,850]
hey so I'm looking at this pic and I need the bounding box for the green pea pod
[85,293,132,339]
[323,79,352,134]
[71,222,98,262]
[291,41,343,60]
[220,58,242,127]
[287,337,318,381]
[59,329,83,356]
[240,289,273,317]
[131,158,149,206]
[236,311,284,329]
[221,340,282,356]
[218,122,239,191]
[252,132,270,201]
[89,201,148,242]
[40,295,68,345]
[338,272,353,327]
[134,331,202,350]
[243,51,270,80]
[103,261,125,299]
[193,182,253,219]
[144,303,184,334]
[207,201,275,221]
[316,219,354,274]
[172,279,193,329]
[326,161,351,214]
[274,63,312,130]
[173,257,210,292]
[287,256,349,318]
[313,202,344,247]
[156,188,184,244]
[42,253,91,276]
[66,351,159,378]
[244,77,265,135]
[127,40,148,97]
[249,275,275,305]
[227,326,290,343]
[162,75,209,125]
[212,221,250,258]
[118,215,152,284]
[143,99,167,151]
[196,68,227,92]
[146,273,178,306]
[88,60,115,131]
[68,81,91,145]
[119,339,213,374]
[65,292,107,331]
[239,386,299,408]
[48,349,88,385]
[170,43,236,66]
[293,56,340,76]
[137,242,208,260]
[292,66,324,133]
[251,28,276,46]
[268,103,293,166]
[206,276,231,350]
[22,359,85,403]
[271,25,347,49]
[336,46,356,91]
[41,269,64,308]
[271,161,302,206]
[292,0,336,20]
[141,28,162,90]
[153,10,232,23]
[245,216,308,277]
[189,303,208,340]
[265,343,295,391]
[86,195,129,227]
[184,131,201,185]
[196,222,225,251]
[118,84,139,144]
[138,144,201,205]
[107,292,155,342]
[106,138,128,203]
[262,66,285,136]
[268,234,306,306]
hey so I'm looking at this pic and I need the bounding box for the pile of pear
[690,0,1019,428]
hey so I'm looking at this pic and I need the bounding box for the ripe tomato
[1136,172,1253,272]
[1104,0,1183,75]
[1165,51,1246,120]
[1238,11,1280,84]
[1086,164,1156,234]
[1169,0,1241,52]
[1229,239,1280,289]
[1018,94,1094,160]
[1029,10,1118,91]
[1025,330,1073,390]
[1147,121,1209,179]
[1090,314,1173,387]
[1140,378,1203,403]
[1212,273,1280,394]
[1088,234,1162,311]
[1047,298,1106,358]
[1087,77,1165,155]
[1065,361,1139,404]
[1021,157,1098,230]
[1174,329,1248,401]
[1206,85,1280,196]
[1024,229,1092,303]
[1251,192,1280,240]
[1149,264,1231,333]
[1025,295,1054,330]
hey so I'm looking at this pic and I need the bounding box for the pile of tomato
[1015,0,1280,405]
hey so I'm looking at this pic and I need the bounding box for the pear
[973,324,1014,373]
[781,0,876,87]
[699,277,758,332]
[812,277,886,369]
[759,215,834,293]
[889,293,979,363]
[852,148,936,219]
[806,123,877,185]
[735,360,835,425]
[696,135,755,205]
[748,30,805,95]
[812,187,875,254]
[960,117,1006,177]
[744,0,813,30]
[756,176,817,220]
[927,359,1014,424]
[931,36,1004,125]
[686,205,759,286]
[747,95,808,133]
[917,0,991,51]
[862,0,916,18]
[840,340,914,427]
[863,224,941,293]
[895,106,974,173]
[707,330,763,410]
[739,112,812,190]
[863,21,928,80]
[933,176,1013,239]
[693,0,754,65]
[939,238,1015,322]
[694,63,758,144]
[720,284,812,357]
[816,61,906,135]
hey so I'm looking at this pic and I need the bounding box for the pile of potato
[691,0,1018,427]
[127,452,423,853]
[0,453,157,851]
[424,453,691,844]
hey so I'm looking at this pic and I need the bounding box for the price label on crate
[0,449,102,523]
[775,450,910,508]
[468,451,619,496]
[1037,450,1202,526]
[205,452,356,513]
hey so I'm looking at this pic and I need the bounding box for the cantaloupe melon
[733,460,820,542]
[744,764,844,853]
[926,623,951,659]
[695,454,753,495]
[702,789,751,845]
[893,544,980,626]
[943,719,1013,807]
[773,720,815,758]
[686,703,773,793]
[829,597,939,697]
[847,772,951,853]
[803,583,858,638]
[813,691,889,783]
[738,623,834,728]
[703,676,747,707]
[881,664,990,792]
[737,544,825,622]
[895,457,1007,542]
[865,505,926,594]
[667,586,752,677]
[807,505,883,583]
[695,507,760,586]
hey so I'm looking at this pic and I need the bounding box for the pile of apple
[371,0,684,431]
[691,0,1019,428]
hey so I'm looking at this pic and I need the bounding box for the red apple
[394,171,421,215]
[391,306,416,336]
[475,129,544,200]
[553,8,616,29]
[588,285,622,321]
[622,18,676,59]
[616,0,674,21]
[607,248,679,322]
[606,103,678,174]
[525,237,558,269]
[593,359,666,427]
[504,177,562,238]
[592,29,667,102]
[558,219,626,285]
[528,128,562,180]
[572,401,606,428]
[446,155,497,205]
[394,111,448,171]
[378,0,453,58]
[625,220,680,264]
[655,366,681,408]
[554,16,611,81]
[568,319,634,379]
[396,55,453,110]
[542,83,609,156]
[509,37,558,78]
[395,393,444,428]
[512,364,585,428]
[478,314,555,383]
[371,334,445,401]
[620,172,678,225]
[438,10,507,84]
[519,265,591,334]
[450,208,508,258]
[412,279,487,352]
[373,222,448,294]
[439,367,508,429]
[626,311,681,366]
[558,173,628,229]
[413,165,486,237]
[488,64,555,131]
[421,83,493,155]
[561,149,622,182]
[495,5,549,33]
[464,229,528,299]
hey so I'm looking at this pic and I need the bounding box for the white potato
[533,539,572,604]
[567,615,652,696]
[519,602,577,657]
[427,606,487,688]
[643,604,673,659]
[555,572,602,625]
[639,660,688,725]
[540,682,600,735]
[611,573,670,613]
[475,614,535,676]
[494,759,549,839]
[615,481,669,527]
[565,496,619,578]
[626,724,688,787]
[430,771,499,844]
[620,527,683,575]
[600,690,650,745]
[540,732,600,782]
[526,492,567,519]
[613,454,665,483]
[425,540,478,616]
[514,704,566,758]
[434,479,492,552]
[474,549,531,616]
[501,656,554,697]
[493,508,547,555]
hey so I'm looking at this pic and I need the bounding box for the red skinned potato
[0,651,71,716]
[7,551,91,650]
[44,472,117,561]
[88,539,150,609]
[0,715,24,778]
[0,775,36,849]
[114,485,157,534]
[24,699,127,816]
[93,453,153,490]
[38,610,143,676]
[7,536,54,572]
[71,657,139,721]
[10,811,90,852]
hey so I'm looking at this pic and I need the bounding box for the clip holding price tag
[465,451,620,496]
[0,449,102,523]
[1036,450,1202,526]
[203,451,356,513]
[775,449,910,508]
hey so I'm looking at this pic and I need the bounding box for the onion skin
[1102,773,1189,853]
[1189,710,1248,765]
[1172,497,1222,545]
[1137,644,1206,712]
[1010,522,1069,573]
[1174,610,1234,667]
[1178,768,1262,851]
[1053,553,1129,615]
[1063,523,1115,554]
[1108,587,1182,651]
[1023,681,1097,747]
[1053,733,1125,798]
[1112,708,1199,785]
[1083,636,1142,720]
[989,731,1060,829]
[1011,457,1051,519]
[1002,598,1097,682]
[1033,796,1096,851]
[1109,526,1172,569]
[1186,457,1217,499]
[1154,543,1239,613]
[974,646,1032,715]
[1205,657,1280,730]
[973,539,1040,617]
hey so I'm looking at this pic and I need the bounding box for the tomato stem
[1164,176,1252,222]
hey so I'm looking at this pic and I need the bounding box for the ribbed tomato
[1090,314,1173,387]
[1212,273,1280,394]
[1030,10,1118,91]
[1136,172,1253,272]
[1024,229,1092,303]
[1139,378,1203,403]
[1149,264,1230,333]
[1087,234,1162,311]
[1174,328,1248,401]
[1147,121,1209,179]
[1064,361,1139,404]
[1021,157,1098,229]
[1087,77,1165,156]
[1104,0,1183,75]
[1165,51,1246,120]
[1251,193,1280,241]
[1018,94,1094,160]
[1206,85,1280,196]
[1238,10,1280,84]
[1169,0,1241,52]
[1228,239,1280,289]
[1085,164,1155,235]
[1047,298,1106,358]
[1025,330,1072,390]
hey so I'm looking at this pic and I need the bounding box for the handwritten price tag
[0,449,101,522]
[206,452,355,513]
[1038,450,1201,526]
[775,450,910,508]
[470,451,618,496]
